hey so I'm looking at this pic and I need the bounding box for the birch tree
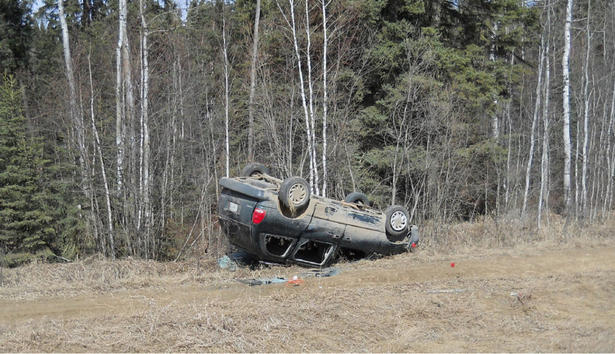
[301,0,319,195]
[277,0,316,191]
[581,0,591,217]
[223,15,230,178]
[321,0,329,197]
[57,0,85,160]
[247,0,261,161]
[490,20,499,141]
[138,0,151,253]
[88,53,115,259]
[522,31,545,218]
[58,0,97,249]
[562,0,573,214]
[538,0,551,226]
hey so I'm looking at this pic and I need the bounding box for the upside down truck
[217,163,419,267]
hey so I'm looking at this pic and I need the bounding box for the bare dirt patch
[1,240,614,352]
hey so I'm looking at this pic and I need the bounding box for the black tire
[279,177,311,213]
[384,205,410,242]
[344,192,369,205]
[240,162,271,177]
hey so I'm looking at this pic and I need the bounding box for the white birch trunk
[321,0,328,197]
[490,21,499,140]
[247,0,261,161]
[522,34,545,218]
[88,54,115,259]
[604,79,615,214]
[139,0,151,254]
[505,53,514,209]
[223,16,230,178]
[581,0,591,217]
[278,0,314,190]
[59,0,99,251]
[116,24,124,194]
[574,98,581,216]
[538,6,551,226]
[58,0,85,158]
[562,0,574,214]
[304,0,319,195]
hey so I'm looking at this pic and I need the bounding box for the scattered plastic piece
[218,255,237,271]
[237,277,287,286]
[237,267,341,287]
[299,267,340,279]
[286,275,304,286]
[450,262,455,268]
[411,242,417,248]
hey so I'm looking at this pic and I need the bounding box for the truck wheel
[384,205,410,242]
[279,177,311,213]
[240,162,270,177]
[344,192,369,206]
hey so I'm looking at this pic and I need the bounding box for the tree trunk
[59,0,98,253]
[88,53,115,259]
[321,0,328,197]
[522,33,545,218]
[490,21,499,141]
[58,0,84,157]
[562,0,574,215]
[247,0,261,161]
[538,4,551,227]
[304,0,319,195]
[278,0,315,190]
[505,53,514,209]
[222,15,231,178]
[581,0,591,217]
[139,0,151,256]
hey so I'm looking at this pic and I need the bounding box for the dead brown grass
[421,211,615,252]
[1,218,614,352]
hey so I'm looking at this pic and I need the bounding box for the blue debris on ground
[217,255,237,271]
[236,267,341,286]
[218,251,259,272]
[237,277,288,286]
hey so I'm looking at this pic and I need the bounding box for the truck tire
[384,205,410,242]
[344,192,369,206]
[279,177,311,214]
[240,162,270,177]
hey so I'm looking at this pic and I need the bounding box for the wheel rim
[288,183,307,205]
[390,210,408,231]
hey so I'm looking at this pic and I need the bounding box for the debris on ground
[218,251,259,271]
[217,255,237,271]
[237,267,341,286]
[299,267,340,278]
[237,277,287,286]
[286,275,304,286]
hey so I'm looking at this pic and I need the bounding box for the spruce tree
[0,75,54,266]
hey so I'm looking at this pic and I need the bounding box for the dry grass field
[1,217,615,352]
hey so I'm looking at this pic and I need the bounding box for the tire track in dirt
[2,246,613,325]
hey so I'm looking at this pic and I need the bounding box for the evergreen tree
[0,0,32,74]
[0,75,54,266]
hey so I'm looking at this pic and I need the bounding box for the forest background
[1,0,613,266]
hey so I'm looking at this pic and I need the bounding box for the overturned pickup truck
[217,163,419,267]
